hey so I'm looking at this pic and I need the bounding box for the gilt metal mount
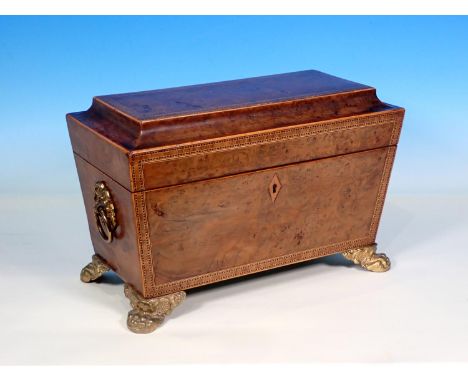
[341,244,391,272]
[80,254,110,282]
[124,284,186,334]
[94,181,117,243]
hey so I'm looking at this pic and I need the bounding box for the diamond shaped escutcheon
[268,174,282,203]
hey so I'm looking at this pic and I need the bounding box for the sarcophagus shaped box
[67,70,404,333]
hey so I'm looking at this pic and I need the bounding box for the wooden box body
[67,70,404,298]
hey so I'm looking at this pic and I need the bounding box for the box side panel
[132,109,404,191]
[140,146,394,297]
[74,154,144,293]
[67,114,133,191]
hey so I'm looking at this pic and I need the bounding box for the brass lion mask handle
[94,181,117,243]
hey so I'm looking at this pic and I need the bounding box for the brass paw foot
[80,254,110,282]
[124,284,186,334]
[341,244,391,272]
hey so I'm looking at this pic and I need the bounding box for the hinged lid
[68,70,391,150]
[67,70,404,192]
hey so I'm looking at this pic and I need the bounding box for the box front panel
[140,146,395,296]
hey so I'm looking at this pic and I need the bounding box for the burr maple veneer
[67,70,404,333]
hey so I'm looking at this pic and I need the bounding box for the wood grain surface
[145,147,391,286]
[67,70,404,298]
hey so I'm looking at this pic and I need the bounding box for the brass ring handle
[94,181,117,243]
[95,206,114,243]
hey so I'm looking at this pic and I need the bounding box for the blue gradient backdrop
[1,16,467,196]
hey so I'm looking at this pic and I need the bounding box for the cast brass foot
[124,284,186,334]
[341,244,391,272]
[80,254,110,282]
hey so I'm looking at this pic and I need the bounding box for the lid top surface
[95,70,372,122]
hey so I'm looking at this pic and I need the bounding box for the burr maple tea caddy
[67,70,404,333]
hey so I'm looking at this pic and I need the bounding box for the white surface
[0,194,467,364]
